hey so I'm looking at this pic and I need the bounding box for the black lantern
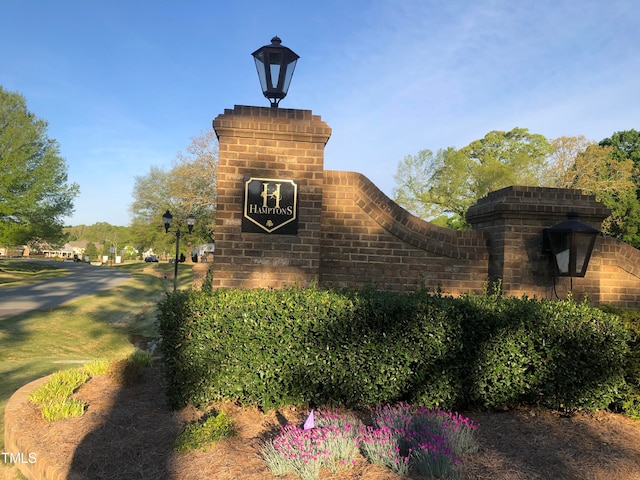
[544,212,599,277]
[162,209,173,233]
[252,36,299,108]
[186,213,196,234]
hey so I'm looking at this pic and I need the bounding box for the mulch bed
[11,365,640,479]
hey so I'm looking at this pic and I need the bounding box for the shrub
[105,350,153,386]
[128,349,153,367]
[158,286,631,413]
[28,363,110,421]
[174,410,236,452]
[261,410,363,480]
[599,305,640,418]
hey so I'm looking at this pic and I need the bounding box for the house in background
[0,246,29,257]
[41,240,100,260]
[192,242,215,262]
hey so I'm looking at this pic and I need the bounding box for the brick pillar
[211,105,331,289]
[466,186,610,300]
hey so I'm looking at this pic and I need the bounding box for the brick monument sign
[208,105,639,307]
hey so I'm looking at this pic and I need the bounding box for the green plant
[367,403,477,477]
[83,358,110,376]
[262,406,476,480]
[28,367,94,421]
[261,420,361,480]
[357,425,410,475]
[29,368,89,404]
[40,398,86,422]
[106,359,141,386]
[105,350,153,385]
[128,349,153,367]
[174,410,236,452]
[600,305,640,418]
[159,286,630,414]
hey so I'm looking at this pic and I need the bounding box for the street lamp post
[162,209,196,292]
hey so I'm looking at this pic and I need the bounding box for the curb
[3,375,70,480]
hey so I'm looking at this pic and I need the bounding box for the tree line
[393,128,640,248]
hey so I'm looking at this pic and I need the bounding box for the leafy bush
[599,305,640,418]
[455,294,630,412]
[158,286,631,413]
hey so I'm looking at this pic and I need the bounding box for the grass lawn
[0,261,193,478]
[0,259,69,287]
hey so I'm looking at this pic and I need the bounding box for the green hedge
[158,287,630,413]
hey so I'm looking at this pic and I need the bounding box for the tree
[544,133,640,247]
[393,149,442,220]
[393,128,552,228]
[573,145,639,243]
[0,86,79,246]
[169,128,218,239]
[460,128,552,197]
[600,129,640,169]
[543,135,596,187]
[598,130,640,246]
[129,130,218,254]
[84,242,98,260]
[393,147,471,228]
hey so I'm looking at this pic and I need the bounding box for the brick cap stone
[212,105,332,144]
[466,185,611,227]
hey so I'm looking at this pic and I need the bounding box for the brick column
[211,105,331,289]
[466,186,610,300]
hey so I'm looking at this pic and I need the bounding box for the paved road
[0,260,131,320]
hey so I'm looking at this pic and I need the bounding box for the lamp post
[162,209,196,292]
[252,36,299,108]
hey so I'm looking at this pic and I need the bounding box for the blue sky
[1,0,638,226]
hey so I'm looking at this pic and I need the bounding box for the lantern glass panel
[574,233,596,275]
[282,61,296,92]
[254,57,267,92]
[549,233,571,275]
[270,62,281,90]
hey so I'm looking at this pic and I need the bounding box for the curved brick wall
[597,238,640,306]
[319,170,489,294]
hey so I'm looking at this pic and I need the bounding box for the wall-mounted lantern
[252,36,299,108]
[543,212,599,278]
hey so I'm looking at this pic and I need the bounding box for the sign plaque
[242,177,299,234]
